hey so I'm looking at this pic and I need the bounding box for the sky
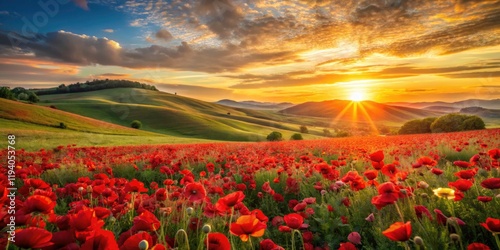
[0,0,499,103]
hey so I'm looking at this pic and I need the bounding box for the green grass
[38,88,329,141]
[0,119,208,151]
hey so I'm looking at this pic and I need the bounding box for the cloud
[155,29,174,41]
[73,0,89,10]
[0,30,297,73]
[440,71,500,78]
[102,29,114,33]
[0,58,84,84]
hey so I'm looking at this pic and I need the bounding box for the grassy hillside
[0,98,212,150]
[0,118,207,151]
[38,89,326,141]
[0,98,162,136]
[281,100,444,122]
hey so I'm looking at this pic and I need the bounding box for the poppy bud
[365,213,375,222]
[414,236,424,246]
[87,185,93,193]
[186,207,194,216]
[78,187,84,193]
[108,216,116,223]
[418,181,429,189]
[138,239,149,250]
[450,233,460,242]
[420,193,429,199]
[202,224,212,233]
[400,189,407,195]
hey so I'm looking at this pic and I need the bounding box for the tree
[0,87,13,99]
[27,92,40,103]
[59,122,67,129]
[323,128,332,137]
[266,131,283,141]
[131,120,142,129]
[430,113,468,133]
[17,93,29,101]
[300,125,309,134]
[460,116,485,131]
[290,133,303,140]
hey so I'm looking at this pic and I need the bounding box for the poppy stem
[404,241,411,250]
[394,202,405,222]
[229,207,235,250]
[494,234,500,250]
[174,229,190,250]
[291,229,304,250]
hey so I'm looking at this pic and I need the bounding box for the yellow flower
[433,188,455,199]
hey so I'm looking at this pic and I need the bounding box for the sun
[349,91,365,102]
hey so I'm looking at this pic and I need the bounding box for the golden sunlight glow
[349,91,365,102]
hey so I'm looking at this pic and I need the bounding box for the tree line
[32,79,158,95]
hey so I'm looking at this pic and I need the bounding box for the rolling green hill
[36,88,326,141]
[0,98,210,150]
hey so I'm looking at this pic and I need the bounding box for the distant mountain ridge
[280,100,443,122]
[387,99,500,110]
[216,99,294,110]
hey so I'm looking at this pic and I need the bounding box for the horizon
[1,1,499,103]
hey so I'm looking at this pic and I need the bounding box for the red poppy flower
[382,221,411,242]
[284,213,304,230]
[488,148,500,160]
[184,182,206,203]
[467,243,491,250]
[81,229,119,250]
[69,206,105,242]
[414,205,432,220]
[155,188,167,201]
[132,210,161,232]
[49,230,75,249]
[206,233,230,250]
[124,179,148,193]
[120,231,153,250]
[364,170,378,180]
[338,242,357,250]
[381,164,398,177]
[431,168,444,175]
[417,156,437,167]
[454,161,471,168]
[260,239,284,250]
[481,178,500,189]
[448,179,473,192]
[250,209,269,223]
[215,191,245,212]
[14,227,53,249]
[22,195,56,214]
[230,214,267,242]
[481,217,500,233]
[454,169,477,179]
[371,182,399,210]
[434,209,448,225]
[369,150,384,162]
[477,196,492,202]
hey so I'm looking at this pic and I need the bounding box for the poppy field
[2,129,500,250]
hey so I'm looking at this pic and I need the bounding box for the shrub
[290,133,303,140]
[430,113,469,133]
[399,117,437,135]
[460,115,485,131]
[336,130,350,137]
[323,128,332,137]
[131,120,142,129]
[59,122,67,129]
[266,131,283,141]
[300,125,309,134]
